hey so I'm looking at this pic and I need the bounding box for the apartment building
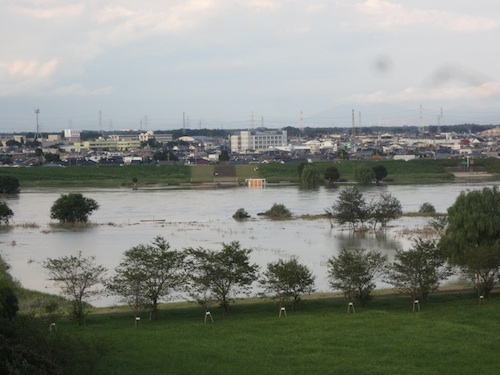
[230,130,288,153]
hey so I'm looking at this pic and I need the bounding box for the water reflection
[0,181,497,307]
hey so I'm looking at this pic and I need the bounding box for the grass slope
[2,158,499,188]
[62,292,499,375]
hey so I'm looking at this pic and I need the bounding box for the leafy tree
[354,165,375,185]
[0,175,20,194]
[327,248,387,308]
[428,215,448,235]
[419,202,436,214]
[260,203,292,219]
[386,238,452,303]
[0,256,18,321]
[43,252,107,325]
[44,152,61,162]
[440,187,500,297]
[219,150,230,161]
[369,193,402,229]
[324,166,340,185]
[300,164,321,189]
[0,202,13,225]
[50,193,99,223]
[107,236,185,320]
[232,208,250,220]
[259,257,315,310]
[0,285,18,320]
[5,139,21,148]
[326,186,369,230]
[153,149,178,162]
[186,241,259,315]
[372,165,388,184]
[297,162,308,178]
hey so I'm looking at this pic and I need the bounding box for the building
[230,130,288,153]
[71,138,141,151]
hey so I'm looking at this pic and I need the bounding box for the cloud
[346,81,500,104]
[353,0,498,32]
[47,84,114,96]
[10,2,85,19]
[0,59,58,79]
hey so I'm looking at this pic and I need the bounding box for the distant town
[1,123,500,167]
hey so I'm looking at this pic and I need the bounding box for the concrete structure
[71,138,141,151]
[230,129,287,153]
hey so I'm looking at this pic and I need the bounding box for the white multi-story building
[230,130,288,153]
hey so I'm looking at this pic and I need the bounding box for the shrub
[0,175,20,194]
[260,203,292,219]
[0,202,13,224]
[354,165,375,185]
[232,208,250,220]
[419,202,436,214]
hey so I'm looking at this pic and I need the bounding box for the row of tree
[299,164,389,188]
[42,233,470,326]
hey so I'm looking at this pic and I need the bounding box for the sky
[1,0,500,132]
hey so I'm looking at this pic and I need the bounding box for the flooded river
[0,180,497,307]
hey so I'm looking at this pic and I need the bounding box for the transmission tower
[34,108,40,141]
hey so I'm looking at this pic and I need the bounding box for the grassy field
[56,291,500,374]
[0,164,192,187]
[1,158,499,188]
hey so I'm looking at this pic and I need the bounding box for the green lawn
[60,292,500,374]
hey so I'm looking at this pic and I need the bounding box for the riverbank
[2,158,500,188]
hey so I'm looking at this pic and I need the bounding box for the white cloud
[10,2,85,19]
[0,59,58,79]
[353,0,498,32]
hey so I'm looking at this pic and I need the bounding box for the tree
[0,256,18,321]
[297,162,308,178]
[186,241,259,315]
[259,257,315,310]
[232,208,250,220]
[0,202,13,225]
[43,252,107,325]
[440,187,500,297]
[326,186,369,229]
[219,150,230,161]
[419,202,436,214]
[44,152,61,163]
[324,166,340,185]
[354,165,375,185]
[0,175,20,194]
[260,203,292,219]
[50,193,99,223]
[368,193,402,229]
[107,236,185,320]
[327,248,387,307]
[372,165,388,185]
[300,164,321,189]
[152,149,178,162]
[386,238,452,303]
[5,139,21,148]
